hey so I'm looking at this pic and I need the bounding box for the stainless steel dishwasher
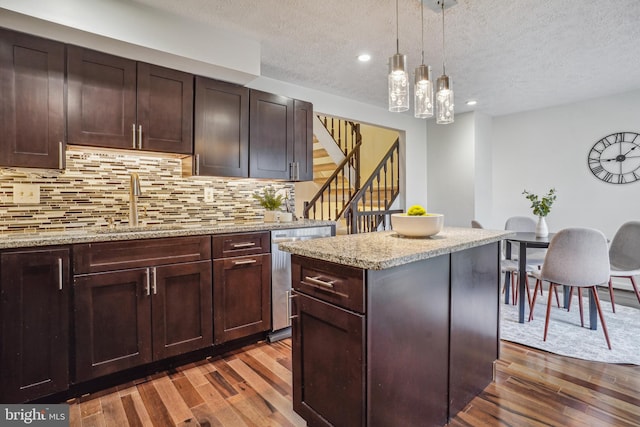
[269,225,334,342]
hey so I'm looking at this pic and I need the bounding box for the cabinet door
[293,99,313,181]
[74,269,152,382]
[0,29,64,169]
[292,291,365,427]
[249,90,294,179]
[0,248,70,403]
[137,63,193,154]
[194,77,249,177]
[152,260,212,359]
[67,46,137,149]
[213,254,271,344]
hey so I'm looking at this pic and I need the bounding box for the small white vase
[535,216,549,238]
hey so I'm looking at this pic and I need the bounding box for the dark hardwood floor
[68,289,640,426]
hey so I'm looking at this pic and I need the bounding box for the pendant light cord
[441,1,446,75]
[421,0,425,64]
[396,0,400,54]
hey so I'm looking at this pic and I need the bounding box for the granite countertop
[0,219,336,249]
[279,227,515,270]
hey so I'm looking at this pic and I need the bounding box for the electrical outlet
[13,184,40,204]
[204,187,214,203]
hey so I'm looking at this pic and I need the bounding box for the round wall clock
[588,132,640,184]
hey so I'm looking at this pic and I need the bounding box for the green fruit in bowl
[407,205,427,216]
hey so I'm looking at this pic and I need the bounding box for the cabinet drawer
[292,255,365,314]
[212,231,270,258]
[74,235,211,274]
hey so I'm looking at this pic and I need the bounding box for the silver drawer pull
[57,258,63,291]
[132,123,137,148]
[138,125,143,149]
[233,259,257,265]
[304,276,335,289]
[152,267,157,295]
[233,242,256,248]
[145,269,151,296]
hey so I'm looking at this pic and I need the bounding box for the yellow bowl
[391,213,444,237]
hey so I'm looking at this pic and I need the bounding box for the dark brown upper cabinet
[67,46,193,154]
[0,29,65,169]
[293,99,313,181]
[249,90,294,180]
[193,77,249,177]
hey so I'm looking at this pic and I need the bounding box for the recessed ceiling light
[465,100,477,106]
[357,54,371,62]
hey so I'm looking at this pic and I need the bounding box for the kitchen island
[279,227,513,427]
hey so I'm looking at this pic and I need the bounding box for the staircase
[304,116,401,234]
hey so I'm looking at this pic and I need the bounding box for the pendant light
[414,0,434,118]
[388,0,409,112]
[436,0,454,124]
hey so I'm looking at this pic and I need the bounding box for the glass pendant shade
[436,74,454,124]
[414,65,433,118]
[388,53,409,112]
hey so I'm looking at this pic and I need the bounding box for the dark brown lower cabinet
[292,243,500,426]
[74,260,212,382]
[213,253,271,344]
[0,247,70,403]
[292,292,365,427]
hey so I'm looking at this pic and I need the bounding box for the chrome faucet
[129,172,142,227]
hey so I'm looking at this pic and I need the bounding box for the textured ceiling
[132,0,640,117]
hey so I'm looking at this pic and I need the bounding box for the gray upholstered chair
[607,221,640,312]
[503,216,545,303]
[471,220,483,229]
[529,228,612,350]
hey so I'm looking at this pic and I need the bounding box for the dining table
[505,232,599,330]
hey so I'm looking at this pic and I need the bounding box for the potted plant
[522,188,557,237]
[253,188,284,222]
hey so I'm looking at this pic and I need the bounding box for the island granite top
[279,227,515,270]
[0,219,335,249]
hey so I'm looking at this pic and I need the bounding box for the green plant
[253,188,283,211]
[522,188,557,217]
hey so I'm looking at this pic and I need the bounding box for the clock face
[588,132,640,184]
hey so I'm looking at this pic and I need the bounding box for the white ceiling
[132,0,640,117]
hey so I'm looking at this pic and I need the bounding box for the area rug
[500,293,640,365]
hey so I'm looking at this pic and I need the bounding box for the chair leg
[567,287,574,311]
[591,287,612,350]
[525,275,533,308]
[577,288,584,328]
[528,279,541,322]
[607,278,616,313]
[553,286,561,308]
[512,272,517,305]
[543,283,555,342]
[630,276,640,306]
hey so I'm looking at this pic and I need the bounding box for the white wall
[490,90,640,239]
[427,113,476,226]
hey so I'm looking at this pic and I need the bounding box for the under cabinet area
[0,247,71,403]
[0,29,65,169]
[212,231,271,344]
[67,46,193,154]
[73,236,212,382]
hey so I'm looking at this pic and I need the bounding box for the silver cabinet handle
[290,161,300,181]
[233,259,257,265]
[57,258,63,291]
[145,268,151,296]
[138,125,143,150]
[132,124,137,148]
[152,267,157,295]
[58,141,64,169]
[195,154,200,176]
[287,290,298,321]
[304,276,335,289]
[233,242,256,248]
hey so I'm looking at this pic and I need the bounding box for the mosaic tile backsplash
[0,148,295,233]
